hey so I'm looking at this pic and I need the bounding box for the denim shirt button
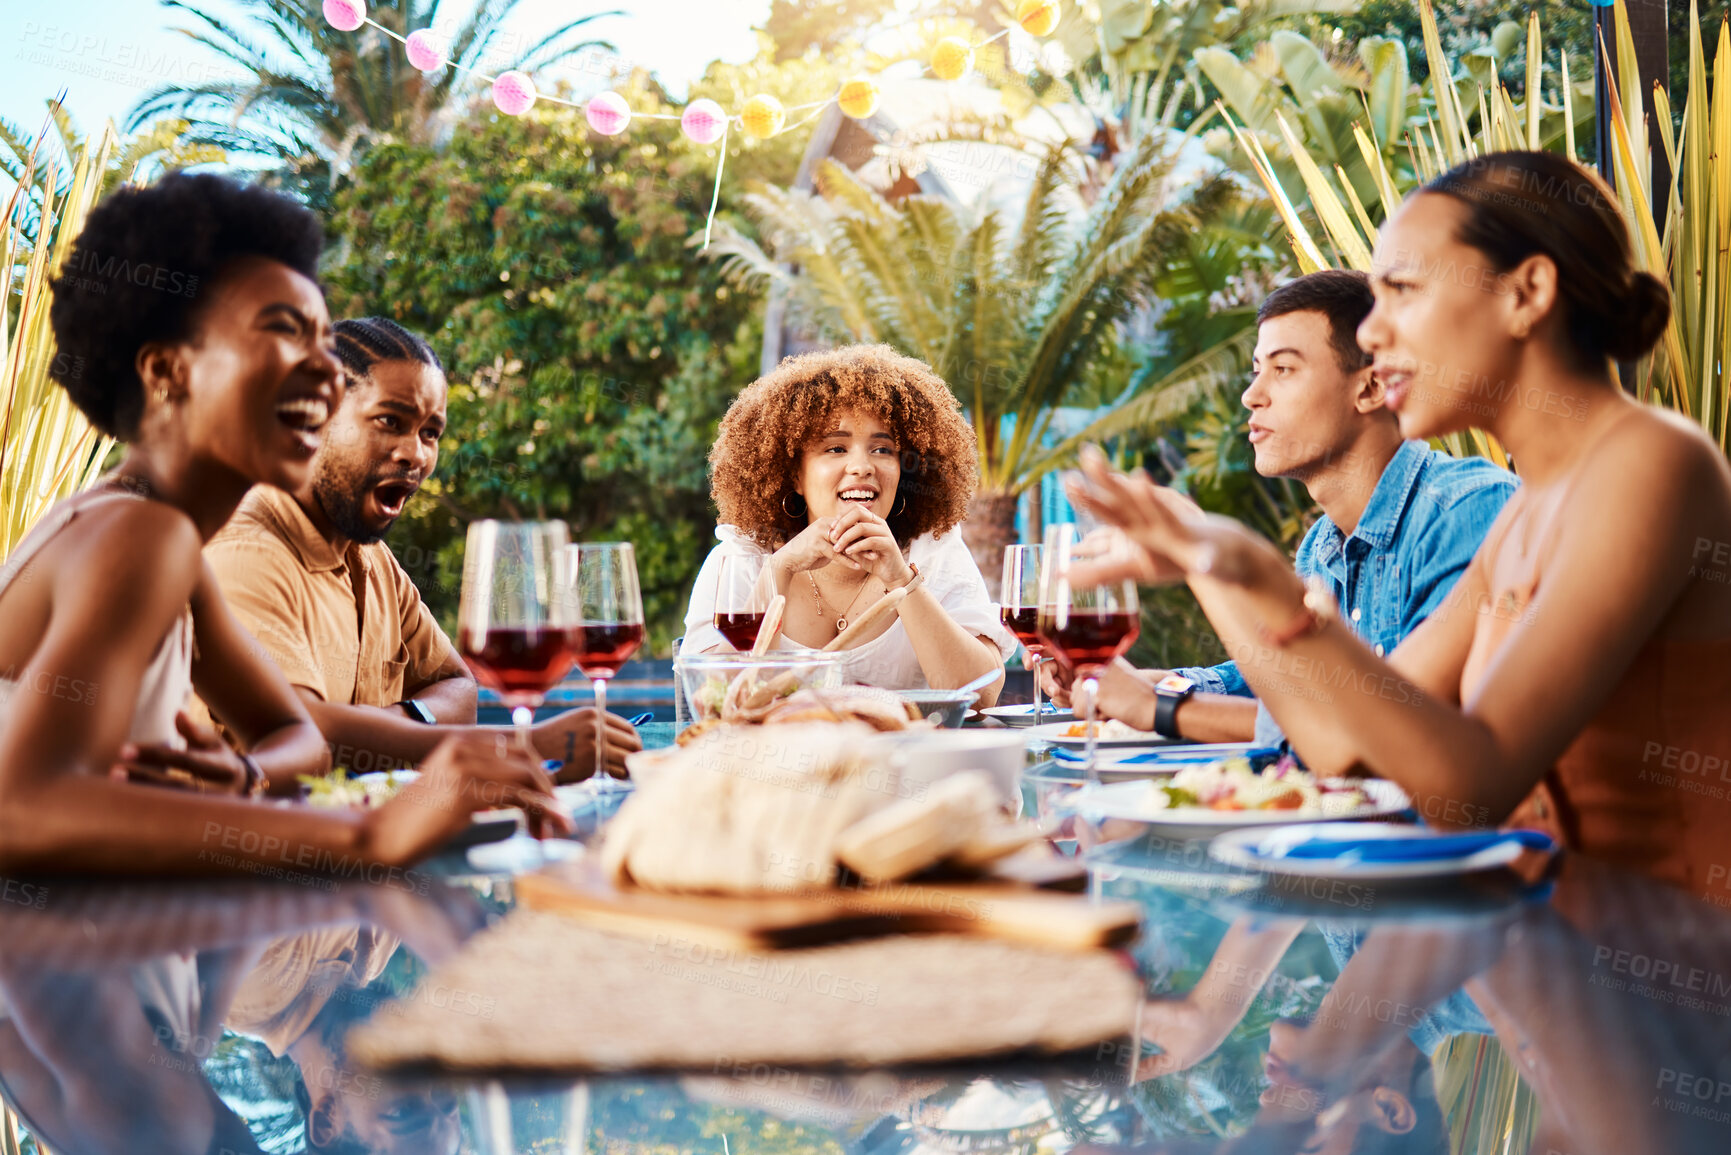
[1350,607,1362,622]
[1374,644,1385,656]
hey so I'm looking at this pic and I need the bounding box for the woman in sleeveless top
[0,174,568,876]
[1062,151,1731,894]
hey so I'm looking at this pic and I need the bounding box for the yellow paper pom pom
[838,77,880,120]
[740,93,786,140]
[1016,0,1062,37]
[931,36,973,82]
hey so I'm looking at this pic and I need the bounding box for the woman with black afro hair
[0,173,568,874]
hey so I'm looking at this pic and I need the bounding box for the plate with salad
[1069,756,1411,838]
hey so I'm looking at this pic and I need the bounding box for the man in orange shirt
[204,317,638,780]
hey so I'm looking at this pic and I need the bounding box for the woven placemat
[348,909,1140,1073]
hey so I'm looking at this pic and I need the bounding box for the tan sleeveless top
[1460,453,1731,892]
[0,492,194,750]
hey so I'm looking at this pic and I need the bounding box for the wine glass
[571,542,645,792]
[1037,524,1141,781]
[999,544,1049,723]
[713,551,771,651]
[457,520,578,755]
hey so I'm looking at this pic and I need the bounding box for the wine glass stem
[592,677,607,781]
[1030,653,1043,719]
[511,704,535,752]
[1081,674,1100,784]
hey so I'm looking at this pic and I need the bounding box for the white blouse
[682,524,1017,690]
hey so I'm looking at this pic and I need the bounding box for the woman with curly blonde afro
[683,345,1013,699]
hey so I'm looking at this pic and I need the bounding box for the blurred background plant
[124,0,620,209]
[706,113,1264,577]
[1231,0,1731,460]
[2,114,114,560]
[322,59,835,651]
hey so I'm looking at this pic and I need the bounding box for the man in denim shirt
[1049,270,1516,744]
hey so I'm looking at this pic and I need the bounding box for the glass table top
[1,752,1727,1155]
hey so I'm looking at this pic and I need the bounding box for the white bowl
[868,729,1028,812]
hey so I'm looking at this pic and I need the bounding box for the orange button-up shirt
[204,486,463,708]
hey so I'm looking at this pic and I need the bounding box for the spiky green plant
[1221,0,1731,459]
[706,123,1261,571]
[1,120,118,560]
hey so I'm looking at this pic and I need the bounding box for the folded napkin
[1260,829,1554,862]
[1051,745,1280,766]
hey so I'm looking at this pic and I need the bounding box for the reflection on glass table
[0,833,1727,1154]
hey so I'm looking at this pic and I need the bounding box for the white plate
[1209,822,1528,882]
[981,704,1074,727]
[1070,778,1412,840]
[1025,721,1185,748]
[466,835,582,874]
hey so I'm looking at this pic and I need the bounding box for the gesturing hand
[1064,444,1278,590]
[113,710,249,795]
[826,504,912,586]
[362,732,572,866]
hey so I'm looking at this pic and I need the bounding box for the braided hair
[332,316,443,387]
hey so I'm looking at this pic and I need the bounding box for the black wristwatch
[1151,673,1197,738]
[399,698,436,725]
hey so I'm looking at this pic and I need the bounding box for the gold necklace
[807,570,874,632]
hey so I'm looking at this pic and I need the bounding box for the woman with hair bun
[686,344,1013,700]
[1063,151,1731,891]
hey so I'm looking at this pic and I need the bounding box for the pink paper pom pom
[585,90,631,136]
[681,98,727,145]
[492,71,537,116]
[322,0,365,32]
[404,29,446,72]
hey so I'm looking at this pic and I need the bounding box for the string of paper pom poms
[320,0,1064,246]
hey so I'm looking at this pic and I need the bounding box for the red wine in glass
[1037,526,1140,779]
[571,542,645,791]
[460,626,578,700]
[714,612,765,651]
[1040,610,1140,671]
[573,621,646,680]
[714,552,770,651]
[458,520,576,774]
[1000,605,1043,650]
[1001,544,1050,722]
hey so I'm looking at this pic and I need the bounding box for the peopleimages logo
[61,247,200,298]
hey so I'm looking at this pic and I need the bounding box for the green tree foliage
[322,66,824,653]
[125,0,617,206]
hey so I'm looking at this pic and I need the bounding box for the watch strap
[1152,679,1195,739]
[1153,692,1182,738]
[400,698,437,725]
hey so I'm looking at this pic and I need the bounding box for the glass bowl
[673,650,846,726]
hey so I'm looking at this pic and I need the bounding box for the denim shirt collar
[1309,439,1430,563]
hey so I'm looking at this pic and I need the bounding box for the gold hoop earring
[781,492,806,518]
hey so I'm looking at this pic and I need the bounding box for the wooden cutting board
[516,858,1140,954]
